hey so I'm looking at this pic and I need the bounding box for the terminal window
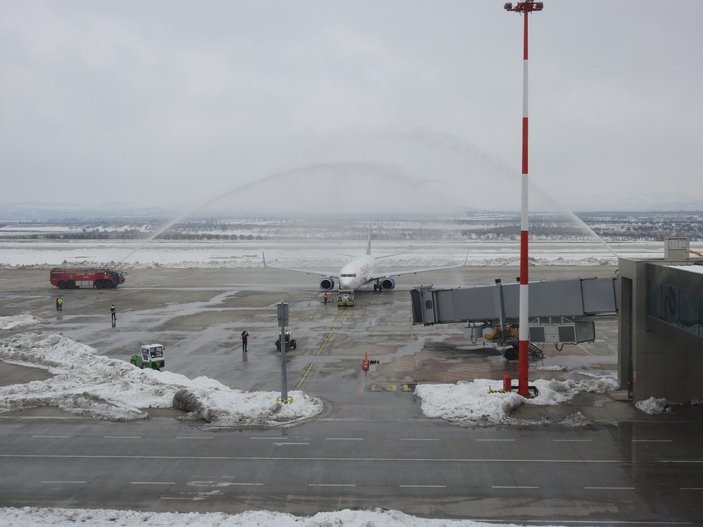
[648,281,703,337]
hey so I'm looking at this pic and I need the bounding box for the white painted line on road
[308,483,356,487]
[32,435,71,438]
[681,487,703,490]
[104,436,141,439]
[220,482,264,486]
[553,439,594,442]
[274,442,309,446]
[584,486,635,490]
[130,481,175,485]
[176,436,213,440]
[492,485,539,489]
[632,439,673,443]
[42,480,86,484]
[399,484,447,488]
[476,438,515,442]
[1,454,630,464]
[319,418,366,422]
[324,437,364,441]
[400,438,439,442]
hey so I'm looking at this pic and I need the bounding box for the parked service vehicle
[275,331,297,352]
[130,344,165,370]
[49,267,126,289]
[337,290,354,307]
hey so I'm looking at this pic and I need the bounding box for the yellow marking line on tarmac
[294,308,349,389]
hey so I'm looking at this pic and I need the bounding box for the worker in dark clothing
[241,330,249,353]
[110,304,117,327]
[56,297,63,311]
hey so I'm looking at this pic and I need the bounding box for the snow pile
[415,374,619,425]
[0,314,40,330]
[635,396,670,415]
[0,507,566,527]
[0,332,323,424]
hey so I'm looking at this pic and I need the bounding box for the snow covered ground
[0,329,322,425]
[0,507,573,527]
[0,227,675,526]
[0,315,667,425]
[0,238,664,269]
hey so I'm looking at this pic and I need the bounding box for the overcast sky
[1,1,702,215]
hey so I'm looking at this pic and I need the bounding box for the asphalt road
[1,266,703,525]
[1,415,703,525]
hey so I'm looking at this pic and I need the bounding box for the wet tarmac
[1,265,625,421]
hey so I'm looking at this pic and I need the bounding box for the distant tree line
[19,232,264,241]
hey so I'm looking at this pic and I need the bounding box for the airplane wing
[369,253,468,281]
[262,252,338,279]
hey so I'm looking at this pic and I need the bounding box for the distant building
[618,237,703,402]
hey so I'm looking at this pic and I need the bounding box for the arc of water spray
[118,161,442,265]
[403,127,619,258]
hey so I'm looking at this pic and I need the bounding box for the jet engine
[319,276,335,290]
[380,276,396,290]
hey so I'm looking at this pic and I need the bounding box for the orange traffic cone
[362,352,370,371]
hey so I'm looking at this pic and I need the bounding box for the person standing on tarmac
[241,330,249,353]
[110,304,117,326]
[323,292,328,305]
[56,297,63,311]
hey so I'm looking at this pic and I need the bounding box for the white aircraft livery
[263,224,465,292]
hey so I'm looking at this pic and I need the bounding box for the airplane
[262,224,467,292]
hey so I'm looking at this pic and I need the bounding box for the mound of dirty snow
[0,314,40,330]
[415,375,619,425]
[0,332,323,424]
[0,506,560,527]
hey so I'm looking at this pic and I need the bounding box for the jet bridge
[410,276,619,350]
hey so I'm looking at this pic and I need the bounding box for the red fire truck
[49,268,126,289]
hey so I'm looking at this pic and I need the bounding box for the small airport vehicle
[275,331,297,352]
[337,290,354,307]
[130,343,165,370]
[49,267,126,289]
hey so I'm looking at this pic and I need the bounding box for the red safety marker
[362,352,370,371]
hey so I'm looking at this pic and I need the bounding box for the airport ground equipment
[337,290,354,307]
[50,267,126,289]
[130,344,165,370]
[410,277,618,358]
[275,331,297,352]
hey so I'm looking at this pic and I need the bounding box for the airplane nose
[339,278,351,289]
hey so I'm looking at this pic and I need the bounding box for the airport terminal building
[618,237,703,402]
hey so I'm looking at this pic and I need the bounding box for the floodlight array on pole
[504,1,543,397]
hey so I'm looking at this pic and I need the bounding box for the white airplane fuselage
[339,254,377,290]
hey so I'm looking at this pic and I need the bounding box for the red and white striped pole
[504,1,542,397]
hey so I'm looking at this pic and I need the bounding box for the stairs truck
[49,267,126,289]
